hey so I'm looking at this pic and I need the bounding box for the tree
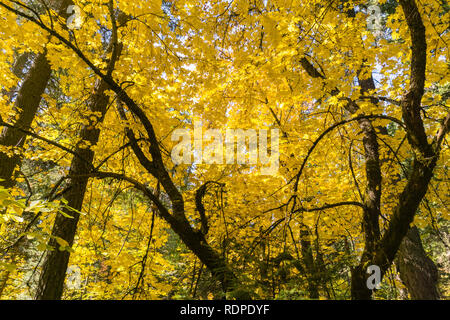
[0,0,447,300]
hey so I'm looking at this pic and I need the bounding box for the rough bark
[116,101,245,298]
[355,76,383,250]
[34,4,129,300]
[351,157,439,299]
[34,78,110,299]
[0,0,74,188]
[0,3,75,297]
[351,0,448,299]
[298,1,448,299]
[0,52,51,187]
[349,73,382,300]
[300,51,383,300]
[0,1,245,299]
[396,226,440,299]
[300,228,319,299]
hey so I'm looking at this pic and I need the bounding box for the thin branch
[292,115,405,193]
[0,120,94,169]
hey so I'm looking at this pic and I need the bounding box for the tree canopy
[0,0,448,300]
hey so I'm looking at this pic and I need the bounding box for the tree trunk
[0,52,51,187]
[299,56,383,301]
[396,226,440,299]
[299,227,319,299]
[168,217,244,297]
[349,0,449,299]
[0,0,74,187]
[35,78,110,300]
[350,266,373,300]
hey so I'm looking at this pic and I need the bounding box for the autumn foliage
[0,0,448,300]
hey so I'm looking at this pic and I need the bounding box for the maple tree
[0,0,448,300]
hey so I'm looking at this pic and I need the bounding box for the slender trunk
[34,4,121,299]
[352,156,438,299]
[299,33,383,300]
[0,52,51,187]
[35,78,110,300]
[351,0,448,299]
[0,0,74,187]
[349,75,382,300]
[169,217,243,297]
[0,2,75,299]
[299,227,319,299]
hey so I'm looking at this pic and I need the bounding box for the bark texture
[396,227,440,299]
[300,48,383,301]
[33,20,124,295]
[351,0,448,299]
[35,77,110,300]
[0,0,74,187]
[0,52,51,187]
[298,1,448,299]
[35,4,122,299]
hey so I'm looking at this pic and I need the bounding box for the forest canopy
[0,0,448,300]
